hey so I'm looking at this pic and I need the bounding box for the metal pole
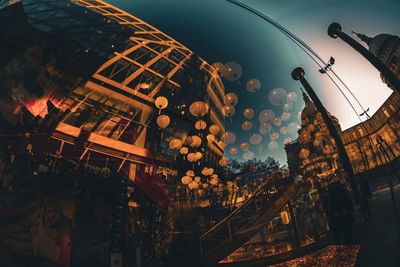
[327,22,400,92]
[291,67,359,201]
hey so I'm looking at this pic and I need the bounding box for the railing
[199,171,299,265]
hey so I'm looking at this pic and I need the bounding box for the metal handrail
[200,170,279,240]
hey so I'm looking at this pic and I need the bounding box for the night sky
[106,0,400,164]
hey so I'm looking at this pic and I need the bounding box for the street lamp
[327,22,400,93]
[291,67,359,201]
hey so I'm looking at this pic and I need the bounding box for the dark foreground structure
[1,1,400,267]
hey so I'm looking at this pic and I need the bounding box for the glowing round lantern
[246,79,261,93]
[280,127,288,135]
[211,174,218,179]
[241,121,253,131]
[186,170,195,177]
[207,168,214,176]
[194,176,201,183]
[268,141,279,151]
[249,134,262,145]
[181,176,192,185]
[184,136,193,145]
[189,101,209,117]
[187,153,197,162]
[240,142,250,151]
[273,117,282,126]
[190,135,202,148]
[243,108,254,119]
[202,183,209,189]
[258,109,275,122]
[155,96,168,110]
[270,132,280,141]
[201,167,209,176]
[281,111,291,121]
[179,146,189,155]
[156,115,170,129]
[188,181,199,190]
[210,178,218,186]
[243,151,255,160]
[222,132,236,144]
[195,120,207,130]
[225,93,238,106]
[299,148,310,159]
[195,151,203,160]
[209,124,220,135]
[229,147,238,155]
[222,105,235,117]
[219,157,230,166]
[169,138,182,150]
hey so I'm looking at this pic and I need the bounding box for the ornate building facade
[286,30,400,181]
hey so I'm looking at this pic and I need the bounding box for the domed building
[354,32,400,89]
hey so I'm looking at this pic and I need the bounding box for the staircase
[199,171,300,266]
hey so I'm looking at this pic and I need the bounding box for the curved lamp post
[291,67,359,200]
[327,22,400,92]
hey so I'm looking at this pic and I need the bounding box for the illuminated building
[286,31,400,181]
[0,0,226,180]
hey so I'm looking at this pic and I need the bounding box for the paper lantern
[169,138,183,150]
[190,135,202,148]
[206,134,215,143]
[186,170,195,177]
[229,147,238,155]
[270,132,280,141]
[202,183,209,189]
[241,121,253,131]
[195,151,203,160]
[195,120,207,130]
[194,176,201,183]
[207,168,214,176]
[243,108,254,119]
[281,211,290,225]
[187,153,197,162]
[184,136,193,145]
[201,167,209,176]
[249,134,262,145]
[181,176,192,185]
[188,181,199,190]
[210,178,218,185]
[154,96,168,110]
[189,101,209,117]
[258,109,275,122]
[222,105,235,117]
[156,115,170,129]
[222,132,236,144]
[180,147,189,155]
[240,142,249,151]
[273,117,282,126]
[211,174,218,179]
[225,93,238,106]
[246,79,261,93]
[280,127,288,135]
[209,124,220,135]
[299,148,310,159]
